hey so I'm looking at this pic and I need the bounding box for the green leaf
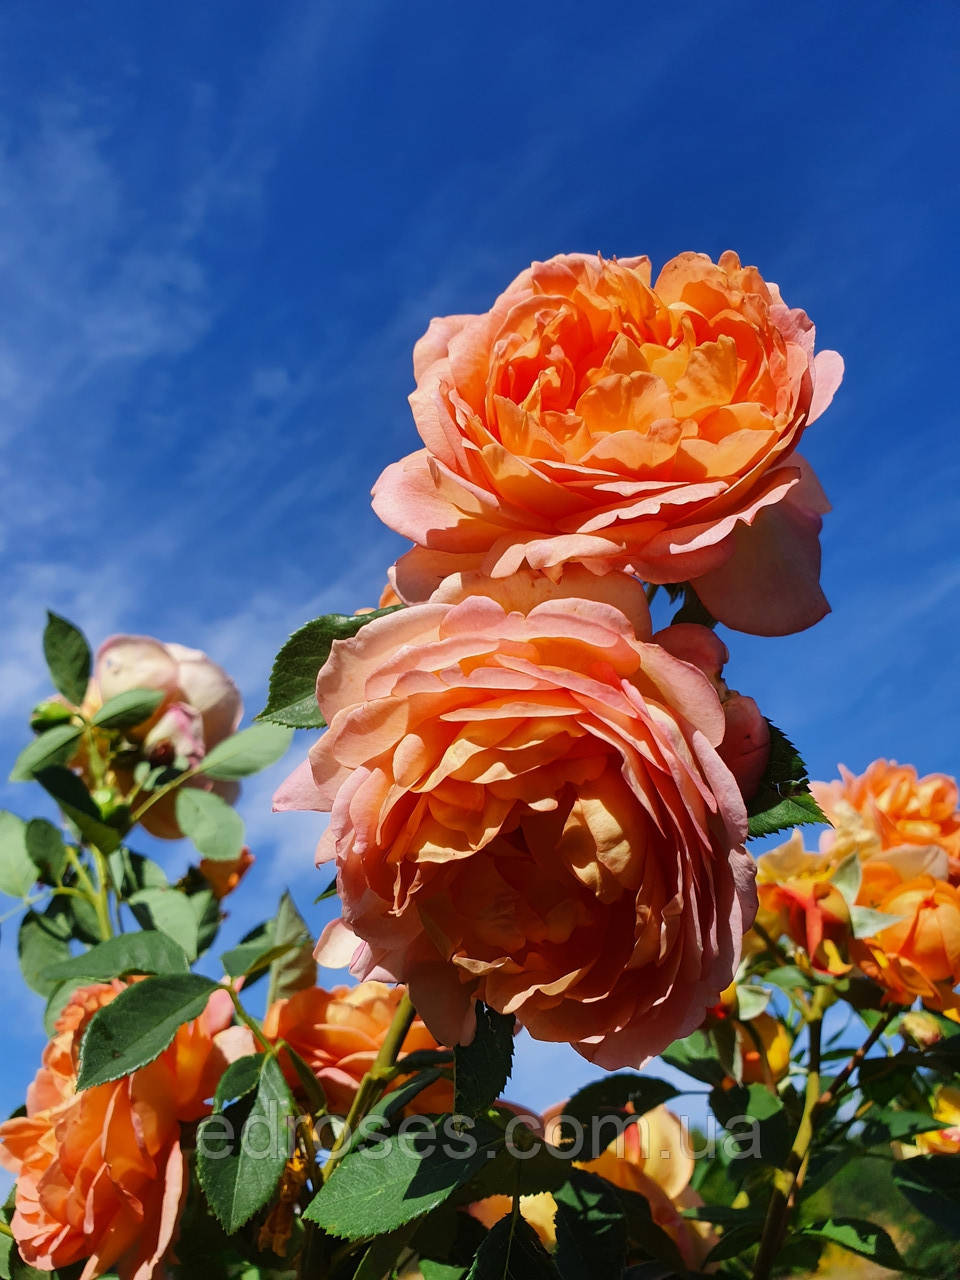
[174,789,245,862]
[892,1154,960,1236]
[314,875,338,902]
[91,688,165,729]
[735,984,771,1021]
[860,1107,938,1146]
[214,1053,266,1109]
[77,973,219,1088]
[257,607,402,729]
[43,979,82,1037]
[43,611,91,705]
[188,885,221,957]
[43,931,190,985]
[764,964,818,994]
[615,1186,687,1272]
[9,724,83,782]
[197,1054,294,1234]
[24,818,67,883]
[746,722,827,839]
[703,1221,761,1264]
[421,1262,469,1280]
[557,1075,679,1156]
[0,812,39,898]
[830,853,862,907]
[466,1213,559,1279]
[800,1217,908,1270]
[109,848,168,894]
[709,1083,790,1167]
[129,888,201,961]
[660,1029,727,1085]
[196,722,293,780]
[352,1225,421,1280]
[849,905,903,938]
[304,1117,504,1238]
[18,905,72,995]
[221,937,302,981]
[32,767,122,853]
[454,1003,515,1119]
[670,585,715,628]
[266,891,316,1005]
[553,1171,626,1280]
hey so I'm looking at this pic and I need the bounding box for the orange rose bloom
[754,832,851,971]
[373,250,843,636]
[275,569,755,1067]
[917,1085,960,1155]
[262,981,446,1115]
[0,983,234,1280]
[533,1103,715,1269]
[737,1012,792,1085]
[854,875,960,1008]
[199,847,255,899]
[813,760,960,881]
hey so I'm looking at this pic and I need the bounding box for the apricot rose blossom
[263,980,447,1114]
[373,251,843,636]
[275,569,756,1067]
[0,982,235,1280]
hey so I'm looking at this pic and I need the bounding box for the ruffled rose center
[460,256,800,486]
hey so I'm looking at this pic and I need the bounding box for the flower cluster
[753,758,960,1011]
[0,983,236,1278]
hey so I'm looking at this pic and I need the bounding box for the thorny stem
[751,1005,898,1280]
[752,1012,822,1280]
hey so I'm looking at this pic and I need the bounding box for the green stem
[753,1013,822,1280]
[88,845,114,940]
[322,991,416,1182]
[227,986,274,1054]
[752,1005,897,1280]
[819,1009,897,1109]
[63,846,111,940]
[129,763,203,825]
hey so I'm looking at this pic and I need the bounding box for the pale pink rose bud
[95,635,181,703]
[654,624,771,802]
[901,1010,944,1049]
[164,643,243,747]
[143,702,206,768]
[718,694,772,803]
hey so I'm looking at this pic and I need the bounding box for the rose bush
[373,250,843,635]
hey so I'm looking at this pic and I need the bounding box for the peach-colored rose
[813,760,960,882]
[853,874,960,1010]
[262,981,449,1115]
[543,1102,715,1269]
[653,623,770,801]
[754,832,851,972]
[275,568,755,1067]
[468,1191,558,1249]
[199,847,255,900]
[916,1085,960,1155]
[373,251,843,637]
[471,1104,714,1268]
[83,635,243,839]
[737,1011,792,1085]
[0,982,234,1280]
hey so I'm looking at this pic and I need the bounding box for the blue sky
[0,0,958,1117]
